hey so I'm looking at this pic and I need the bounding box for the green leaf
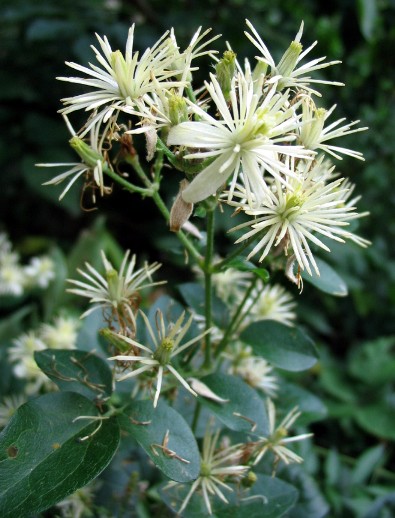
[0,392,120,518]
[224,258,270,283]
[355,403,395,440]
[281,465,329,518]
[302,258,348,297]
[119,400,200,483]
[348,337,395,386]
[277,381,327,426]
[41,246,68,321]
[357,0,378,41]
[178,282,230,329]
[34,349,113,400]
[240,321,318,372]
[218,474,298,517]
[198,373,269,434]
[161,473,298,517]
[351,444,385,485]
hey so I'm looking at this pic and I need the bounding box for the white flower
[67,250,163,332]
[38,115,111,201]
[108,309,211,407]
[227,343,278,397]
[55,483,96,518]
[253,399,312,466]
[245,20,343,95]
[246,283,296,327]
[167,73,312,207]
[0,260,25,296]
[229,159,370,276]
[299,100,368,160]
[212,265,253,305]
[24,256,55,288]
[40,316,80,349]
[57,25,185,133]
[8,332,49,394]
[168,424,248,515]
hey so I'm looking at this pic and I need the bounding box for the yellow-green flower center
[153,337,175,364]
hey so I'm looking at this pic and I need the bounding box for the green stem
[215,276,258,358]
[203,206,215,369]
[213,237,256,272]
[108,153,203,264]
[103,164,153,196]
[191,401,202,434]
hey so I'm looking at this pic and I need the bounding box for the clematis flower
[38,115,112,200]
[245,283,296,327]
[57,25,186,134]
[229,158,370,276]
[168,73,312,207]
[253,399,312,466]
[298,100,368,160]
[67,250,163,332]
[108,309,211,407]
[245,19,343,95]
[167,424,248,515]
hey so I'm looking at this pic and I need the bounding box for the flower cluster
[43,20,368,285]
[0,233,55,296]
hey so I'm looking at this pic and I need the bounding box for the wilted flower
[38,115,112,201]
[67,250,164,332]
[108,309,211,407]
[253,399,312,466]
[168,424,248,515]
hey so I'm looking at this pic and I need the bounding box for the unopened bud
[169,94,189,126]
[100,328,130,353]
[69,136,103,168]
[170,179,194,232]
[277,41,302,89]
[215,50,236,101]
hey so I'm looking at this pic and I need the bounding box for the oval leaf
[198,373,269,435]
[240,321,318,372]
[119,400,200,483]
[355,403,395,440]
[277,381,327,426]
[302,258,348,297]
[160,473,298,517]
[34,349,113,400]
[0,392,120,518]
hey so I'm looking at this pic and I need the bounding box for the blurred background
[1,0,395,514]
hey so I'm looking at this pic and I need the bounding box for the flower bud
[169,94,189,126]
[215,50,236,101]
[170,179,194,232]
[69,136,103,168]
